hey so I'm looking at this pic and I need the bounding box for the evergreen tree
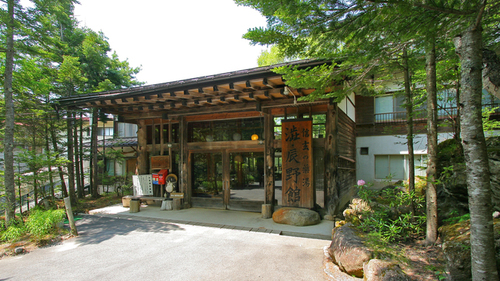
[236,0,500,278]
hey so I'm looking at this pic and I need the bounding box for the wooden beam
[185,111,261,122]
[263,77,278,88]
[229,83,244,92]
[246,80,256,90]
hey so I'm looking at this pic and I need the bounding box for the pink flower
[357,180,366,186]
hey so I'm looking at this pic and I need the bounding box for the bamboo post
[64,197,78,236]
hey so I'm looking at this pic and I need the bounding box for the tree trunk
[91,108,99,198]
[425,39,438,244]
[454,26,499,281]
[79,111,85,195]
[32,135,38,206]
[45,122,55,198]
[74,115,83,199]
[49,119,68,198]
[3,0,16,224]
[402,48,415,216]
[67,113,76,205]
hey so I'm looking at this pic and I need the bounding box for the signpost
[281,119,314,208]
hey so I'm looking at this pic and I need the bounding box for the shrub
[1,224,26,242]
[0,217,26,242]
[348,183,426,243]
[25,208,65,238]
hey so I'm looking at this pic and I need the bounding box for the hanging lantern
[251,134,259,141]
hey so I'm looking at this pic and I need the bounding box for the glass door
[191,150,265,211]
[191,152,224,208]
[227,152,265,211]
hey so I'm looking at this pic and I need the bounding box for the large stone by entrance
[272,207,320,226]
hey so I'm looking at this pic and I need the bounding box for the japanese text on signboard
[281,120,313,208]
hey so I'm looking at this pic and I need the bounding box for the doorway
[191,150,264,212]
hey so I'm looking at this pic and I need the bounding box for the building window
[273,114,326,139]
[360,147,369,155]
[375,155,405,180]
[374,95,406,122]
[375,154,427,180]
[413,154,428,178]
[97,127,114,136]
[189,118,263,142]
[117,123,138,138]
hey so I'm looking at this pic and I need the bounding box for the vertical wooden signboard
[282,119,314,208]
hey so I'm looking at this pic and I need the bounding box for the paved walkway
[1,215,330,281]
[89,204,334,240]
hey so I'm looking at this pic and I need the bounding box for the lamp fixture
[251,134,259,141]
[284,86,297,105]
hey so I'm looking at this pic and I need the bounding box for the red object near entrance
[152,169,169,185]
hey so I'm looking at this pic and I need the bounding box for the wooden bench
[122,195,165,207]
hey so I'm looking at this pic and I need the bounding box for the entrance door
[191,150,264,211]
[227,151,264,211]
[191,152,224,208]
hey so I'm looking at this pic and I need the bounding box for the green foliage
[483,107,500,134]
[1,224,27,242]
[356,184,426,243]
[1,208,66,242]
[25,208,65,238]
[443,212,471,224]
[0,217,26,242]
[257,45,298,66]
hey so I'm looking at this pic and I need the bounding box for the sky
[73,0,269,85]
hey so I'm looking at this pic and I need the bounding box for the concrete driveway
[0,215,329,280]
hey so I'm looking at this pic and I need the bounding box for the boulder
[439,221,472,280]
[328,223,372,277]
[442,240,471,281]
[322,247,362,281]
[14,247,25,255]
[363,259,410,281]
[437,137,500,215]
[272,207,320,226]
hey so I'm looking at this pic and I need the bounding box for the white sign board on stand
[132,175,153,196]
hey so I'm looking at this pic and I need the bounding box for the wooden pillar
[152,119,156,157]
[168,120,173,169]
[223,150,230,210]
[136,119,148,175]
[160,119,164,156]
[179,117,190,208]
[324,103,339,220]
[263,110,275,217]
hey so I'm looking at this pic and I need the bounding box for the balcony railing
[374,104,499,124]
[374,107,459,123]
